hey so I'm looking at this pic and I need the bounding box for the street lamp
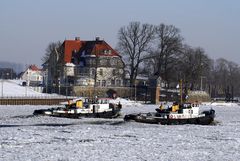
[135,80,137,102]
[25,68,30,97]
[58,77,61,95]
[1,71,5,97]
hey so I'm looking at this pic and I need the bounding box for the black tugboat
[33,98,122,119]
[124,103,215,125]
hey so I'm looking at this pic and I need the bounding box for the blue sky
[1,0,240,67]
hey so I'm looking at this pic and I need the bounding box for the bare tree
[42,41,63,93]
[180,46,211,90]
[42,41,62,64]
[152,23,183,86]
[117,21,155,86]
[227,61,240,88]
[210,58,240,98]
[213,58,229,96]
[139,58,156,76]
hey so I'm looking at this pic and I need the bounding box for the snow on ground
[210,102,240,107]
[110,97,142,106]
[0,79,60,97]
[1,80,240,160]
[1,103,240,161]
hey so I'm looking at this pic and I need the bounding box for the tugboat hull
[124,109,215,125]
[33,98,122,119]
[34,108,121,119]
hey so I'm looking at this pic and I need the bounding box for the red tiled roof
[63,38,120,63]
[93,41,119,57]
[29,65,41,71]
[64,40,83,63]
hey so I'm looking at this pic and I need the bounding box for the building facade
[45,37,125,96]
[20,65,43,86]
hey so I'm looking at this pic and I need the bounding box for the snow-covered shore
[0,79,59,97]
[1,104,240,161]
[1,80,240,160]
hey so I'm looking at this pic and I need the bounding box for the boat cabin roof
[96,98,113,104]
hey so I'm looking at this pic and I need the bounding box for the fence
[0,96,76,105]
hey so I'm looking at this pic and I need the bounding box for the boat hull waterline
[33,98,122,119]
[124,109,215,125]
[34,107,121,119]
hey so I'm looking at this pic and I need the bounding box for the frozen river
[1,104,240,161]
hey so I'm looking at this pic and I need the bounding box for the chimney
[75,37,80,41]
[95,37,100,41]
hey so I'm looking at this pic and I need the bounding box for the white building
[20,65,43,86]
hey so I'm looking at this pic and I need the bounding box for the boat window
[189,110,193,114]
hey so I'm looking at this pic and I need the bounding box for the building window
[99,69,103,76]
[104,50,107,54]
[116,79,121,86]
[111,79,115,86]
[103,49,112,55]
[96,80,101,86]
[112,69,116,76]
[100,59,107,66]
[102,80,106,87]
[91,69,95,76]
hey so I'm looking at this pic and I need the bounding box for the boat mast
[180,79,183,104]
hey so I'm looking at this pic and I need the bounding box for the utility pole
[200,76,206,91]
[46,70,48,93]
[1,78,3,98]
[65,76,67,97]
[1,81,3,97]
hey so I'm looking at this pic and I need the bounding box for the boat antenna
[180,79,183,104]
